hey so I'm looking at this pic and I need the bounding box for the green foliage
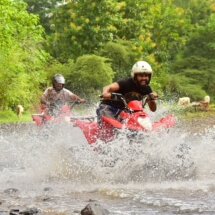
[23,0,64,34]
[0,110,18,123]
[99,40,135,81]
[166,68,208,99]
[0,109,17,120]
[0,0,49,111]
[1,0,215,119]
[43,59,75,88]
[119,0,191,61]
[48,0,121,61]
[0,0,42,50]
[170,14,215,102]
[65,55,115,98]
[0,110,32,123]
[183,16,215,59]
[47,0,190,75]
[173,0,214,26]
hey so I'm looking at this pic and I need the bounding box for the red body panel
[32,105,71,126]
[75,121,100,144]
[32,115,44,127]
[75,117,117,144]
[73,100,175,144]
[127,100,143,111]
[152,114,175,130]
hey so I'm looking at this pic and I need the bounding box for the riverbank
[175,107,215,134]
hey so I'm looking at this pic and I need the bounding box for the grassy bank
[0,104,92,124]
[171,104,215,121]
[0,110,32,124]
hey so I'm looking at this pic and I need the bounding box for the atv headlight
[137,117,152,131]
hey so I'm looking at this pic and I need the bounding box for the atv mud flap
[74,121,100,144]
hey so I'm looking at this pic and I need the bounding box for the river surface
[0,106,215,215]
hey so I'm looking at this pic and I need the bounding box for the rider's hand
[149,92,158,100]
[79,99,85,103]
[102,92,112,99]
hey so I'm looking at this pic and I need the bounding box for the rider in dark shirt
[97,61,158,121]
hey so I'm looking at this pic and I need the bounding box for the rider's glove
[148,93,155,100]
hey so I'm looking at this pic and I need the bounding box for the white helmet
[52,74,65,91]
[52,74,65,85]
[131,61,153,78]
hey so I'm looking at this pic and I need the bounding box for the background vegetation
[0,0,215,118]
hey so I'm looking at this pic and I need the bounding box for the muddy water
[0,111,215,214]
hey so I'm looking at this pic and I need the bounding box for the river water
[0,107,215,214]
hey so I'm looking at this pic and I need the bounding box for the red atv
[71,93,175,144]
[32,99,73,127]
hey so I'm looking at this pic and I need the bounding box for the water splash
[0,104,214,187]
[1,104,215,214]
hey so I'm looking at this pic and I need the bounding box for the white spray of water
[0,102,215,193]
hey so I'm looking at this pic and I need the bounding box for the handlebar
[142,93,157,107]
[44,99,84,113]
[100,92,156,107]
[70,99,83,108]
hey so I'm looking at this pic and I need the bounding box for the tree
[0,0,49,110]
[99,40,135,81]
[173,0,215,26]
[48,0,123,61]
[23,0,64,34]
[65,55,115,98]
[170,14,215,101]
[48,0,191,72]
